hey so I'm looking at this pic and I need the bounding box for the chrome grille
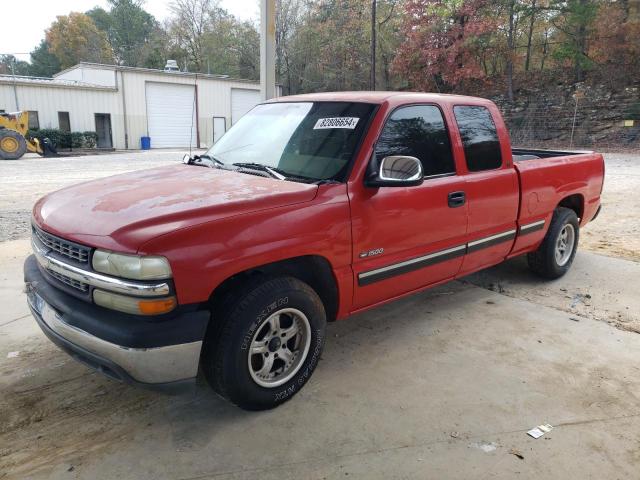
[47,269,90,292]
[32,225,90,264]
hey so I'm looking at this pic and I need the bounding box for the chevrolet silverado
[25,92,604,410]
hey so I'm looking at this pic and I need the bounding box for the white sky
[1,0,260,62]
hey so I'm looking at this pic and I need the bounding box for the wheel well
[558,194,584,220]
[209,256,339,322]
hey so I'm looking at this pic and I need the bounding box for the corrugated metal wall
[121,69,261,149]
[0,82,124,147]
[0,66,265,150]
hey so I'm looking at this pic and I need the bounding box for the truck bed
[513,149,604,224]
[512,147,591,161]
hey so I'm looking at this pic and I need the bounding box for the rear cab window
[375,105,456,178]
[453,106,502,172]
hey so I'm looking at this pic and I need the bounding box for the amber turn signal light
[138,297,177,315]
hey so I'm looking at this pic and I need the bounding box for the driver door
[349,104,469,310]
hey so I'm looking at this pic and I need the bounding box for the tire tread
[527,207,579,279]
[202,276,324,409]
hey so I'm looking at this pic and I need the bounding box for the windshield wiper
[197,154,224,166]
[232,162,287,180]
[184,154,224,168]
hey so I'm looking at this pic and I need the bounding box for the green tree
[46,12,114,68]
[550,0,598,82]
[168,0,215,71]
[95,0,159,67]
[28,40,62,77]
[0,55,31,76]
[86,6,113,33]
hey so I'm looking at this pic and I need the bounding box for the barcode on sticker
[313,117,359,129]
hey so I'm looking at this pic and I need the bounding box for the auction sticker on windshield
[313,117,359,129]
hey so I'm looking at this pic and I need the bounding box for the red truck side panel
[349,175,469,309]
[510,152,604,257]
[346,99,469,310]
[445,100,520,276]
[137,184,354,310]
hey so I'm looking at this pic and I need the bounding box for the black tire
[527,207,580,279]
[0,130,28,160]
[202,276,326,410]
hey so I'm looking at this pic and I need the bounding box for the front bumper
[24,255,210,391]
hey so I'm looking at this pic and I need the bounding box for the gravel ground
[1,150,637,261]
[0,150,196,243]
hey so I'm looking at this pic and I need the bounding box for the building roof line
[0,74,116,90]
[54,62,265,86]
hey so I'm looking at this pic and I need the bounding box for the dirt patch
[0,211,30,243]
[464,254,640,335]
[0,337,161,478]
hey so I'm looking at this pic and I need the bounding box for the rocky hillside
[487,80,640,150]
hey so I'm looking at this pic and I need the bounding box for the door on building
[94,114,113,148]
[146,82,197,148]
[231,88,261,125]
[212,116,226,144]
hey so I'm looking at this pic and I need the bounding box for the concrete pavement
[1,239,639,479]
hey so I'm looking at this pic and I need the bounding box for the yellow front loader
[0,111,56,160]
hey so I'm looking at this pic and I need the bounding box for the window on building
[58,112,71,132]
[453,106,502,172]
[0,109,5,113]
[375,105,456,178]
[27,111,39,130]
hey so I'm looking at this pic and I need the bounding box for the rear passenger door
[350,104,469,310]
[452,105,519,276]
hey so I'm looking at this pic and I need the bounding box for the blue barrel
[141,136,151,150]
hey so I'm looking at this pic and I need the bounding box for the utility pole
[260,0,277,100]
[10,58,19,111]
[370,0,377,91]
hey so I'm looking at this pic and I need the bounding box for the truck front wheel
[202,276,326,410]
[527,207,580,279]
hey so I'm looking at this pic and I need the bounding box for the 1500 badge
[359,248,384,258]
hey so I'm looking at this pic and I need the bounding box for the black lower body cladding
[24,255,210,389]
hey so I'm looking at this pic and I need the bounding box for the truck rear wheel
[0,130,28,160]
[202,276,326,410]
[527,207,579,279]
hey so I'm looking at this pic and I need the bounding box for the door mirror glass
[182,154,191,164]
[367,156,424,187]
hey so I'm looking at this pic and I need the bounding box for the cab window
[453,106,502,171]
[375,105,456,178]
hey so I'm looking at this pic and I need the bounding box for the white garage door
[146,82,197,148]
[231,88,261,125]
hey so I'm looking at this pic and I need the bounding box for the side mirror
[366,155,424,187]
[182,154,191,164]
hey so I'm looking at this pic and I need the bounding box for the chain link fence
[499,99,640,152]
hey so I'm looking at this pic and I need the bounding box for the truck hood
[33,165,318,251]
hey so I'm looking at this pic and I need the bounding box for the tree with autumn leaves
[392,0,640,97]
[46,13,114,69]
[393,0,495,93]
[3,0,638,100]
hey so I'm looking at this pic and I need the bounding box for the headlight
[92,250,172,280]
[93,290,177,315]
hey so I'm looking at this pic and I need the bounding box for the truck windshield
[205,102,376,181]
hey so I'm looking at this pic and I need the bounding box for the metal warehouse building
[0,63,269,150]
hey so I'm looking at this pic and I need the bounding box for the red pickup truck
[25,92,604,410]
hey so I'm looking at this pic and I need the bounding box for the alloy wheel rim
[248,307,311,388]
[555,223,575,266]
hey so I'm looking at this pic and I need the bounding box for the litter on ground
[527,424,553,439]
